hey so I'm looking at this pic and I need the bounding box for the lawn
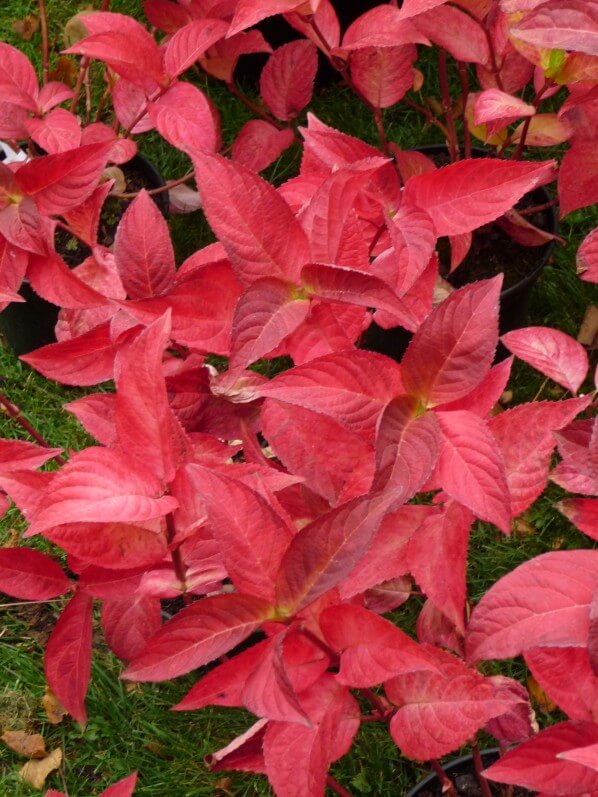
[0,1,597,795]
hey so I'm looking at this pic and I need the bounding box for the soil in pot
[362,147,557,363]
[408,750,532,797]
[0,155,167,356]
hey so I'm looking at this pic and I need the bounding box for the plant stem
[403,96,451,140]
[326,774,353,797]
[360,687,391,717]
[457,61,472,158]
[113,170,195,200]
[0,598,62,608]
[438,51,459,161]
[511,81,551,160]
[38,0,50,85]
[165,513,192,606]
[430,761,458,797]
[225,81,288,131]
[517,199,557,216]
[69,58,91,114]
[472,743,494,797]
[0,394,66,464]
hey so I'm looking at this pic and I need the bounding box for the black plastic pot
[0,154,168,357]
[406,748,502,797]
[362,145,558,363]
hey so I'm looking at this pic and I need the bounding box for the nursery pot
[362,145,558,363]
[406,748,529,797]
[0,154,168,357]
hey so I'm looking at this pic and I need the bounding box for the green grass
[1,0,598,794]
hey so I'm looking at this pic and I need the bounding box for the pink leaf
[403,159,556,236]
[148,82,220,156]
[512,0,598,57]
[260,40,317,122]
[341,6,429,50]
[466,550,598,663]
[350,44,417,109]
[320,604,437,687]
[228,0,312,37]
[206,719,267,774]
[183,465,293,601]
[193,154,311,284]
[44,591,93,724]
[0,547,70,600]
[163,18,229,79]
[99,773,138,797]
[26,447,177,536]
[114,190,176,299]
[434,410,510,532]
[65,394,116,446]
[483,722,598,794]
[229,279,310,368]
[557,499,598,538]
[102,596,161,661]
[502,327,589,394]
[525,647,598,722]
[0,198,47,255]
[561,742,598,772]
[490,398,591,518]
[407,502,474,632]
[0,439,62,472]
[387,655,517,760]
[27,251,108,309]
[473,88,536,126]
[21,321,118,386]
[15,143,113,215]
[401,277,502,407]
[123,594,273,681]
[232,121,295,173]
[437,356,513,417]
[25,109,81,155]
[256,350,404,439]
[578,227,598,284]
[0,43,38,110]
[412,5,490,64]
[37,81,74,114]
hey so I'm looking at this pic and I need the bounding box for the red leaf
[163,18,228,79]
[561,742,598,772]
[228,0,311,37]
[27,251,108,309]
[403,159,556,236]
[350,44,417,109]
[44,591,93,724]
[65,394,116,446]
[473,88,536,126]
[206,719,267,774]
[15,143,113,215]
[148,82,220,156]
[102,596,162,661]
[412,5,490,64]
[144,0,191,32]
[261,402,375,505]
[114,190,176,299]
[0,547,70,600]
[320,604,437,687]
[502,327,589,394]
[276,493,396,614]
[578,227,598,284]
[525,647,598,722]
[25,108,81,155]
[401,277,501,407]
[407,501,474,632]
[183,465,293,601]
[123,594,273,681]
[483,722,598,794]
[232,121,294,173]
[0,42,38,110]
[230,279,310,368]
[437,356,513,417]
[0,439,62,472]
[466,551,598,663]
[559,141,598,218]
[434,410,510,532]
[26,447,177,536]
[21,321,118,386]
[99,773,138,797]
[193,154,311,284]
[387,654,517,760]
[0,197,48,255]
[512,0,598,56]
[260,40,317,122]
[114,314,187,483]
[263,676,360,797]
[61,181,113,247]
[341,6,429,50]
[256,350,404,439]
[557,499,598,538]
[489,398,591,518]
[64,14,164,87]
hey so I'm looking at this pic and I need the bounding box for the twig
[472,743,494,797]
[0,394,66,464]
[517,199,558,216]
[512,80,552,160]
[430,761,458,797]
[531,377,549,402]
[0,598,63,608]
[166,513,192,606]
[38,0,50,85]
[402,96,451,140]
[457,61,472,159]
[326,774,353,797]
[112,170,195,200]
[69,57,91,115]
[438,51,459,162]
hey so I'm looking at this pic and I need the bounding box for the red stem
[430,761,458,797]
[511,80,552,160]
[166,513,192,606]
[0,394,66,464]
[38,0,50,85]
[69,58,90,114]
[326,774,353,797]
[226,81,289,131]
[438,51,459,162]
[403,96,451,140]
[472,743,494,797]
[517,198,558,216]
[457,61,472,159]
[113,170,195,200]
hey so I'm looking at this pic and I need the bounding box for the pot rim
[405,747,501,797]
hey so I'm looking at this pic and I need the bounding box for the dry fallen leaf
[19,747,62,789]
[42,689,67,725]
[12,14,40,41]
[577,305,598,349]
[511,517,536,537]
[1,730,47,759]
[104,166,127,194]
[527,675,556,713]
[500,390,513,405]
[48,56,78,87]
